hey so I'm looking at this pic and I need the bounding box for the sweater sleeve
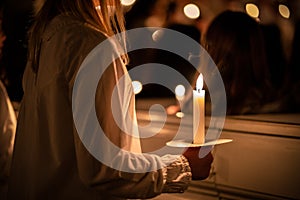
[71,34,166,199]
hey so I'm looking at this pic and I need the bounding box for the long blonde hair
[29,0,127,72]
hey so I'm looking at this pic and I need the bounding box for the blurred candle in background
[193,73,205,144]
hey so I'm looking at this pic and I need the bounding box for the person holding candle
[7,0,197,199]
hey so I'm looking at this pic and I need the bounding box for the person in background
[0,11,17,199]
[7,0,209,199]
[260,24,286,90]
[281,19,300,113]
[0,0,31,103]
[167,10,282,115]
[168,10,283,116]
[203,10,281,115]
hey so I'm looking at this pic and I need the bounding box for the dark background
[0,0,299,102]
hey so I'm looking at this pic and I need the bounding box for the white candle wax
[193,74,205,144]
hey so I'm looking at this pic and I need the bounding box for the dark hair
[205,10,273,114]
[29,0,127,72]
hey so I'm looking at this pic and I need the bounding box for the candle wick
[197,89,200,93]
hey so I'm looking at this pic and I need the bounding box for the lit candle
[193,73,205,144]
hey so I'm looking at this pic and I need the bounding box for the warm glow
[279,4,290,19]
[245,3,259,18]
[196,73,203,92]
[167,105,179,115]
[121,0,136,6]
[132,81,142,94]
[183,3,200,19]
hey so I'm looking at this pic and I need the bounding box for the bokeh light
[175,85,186,97]
[183,3,200,19]
[152,29,164,42]
[279,4,290,19]
[245,3,259,18]
[121,0,136,7]
[176,112,185,118]
[132,80,143,94]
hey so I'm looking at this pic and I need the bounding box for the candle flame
[196,73,203,92]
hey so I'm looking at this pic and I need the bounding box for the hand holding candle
[193,73,205,144]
